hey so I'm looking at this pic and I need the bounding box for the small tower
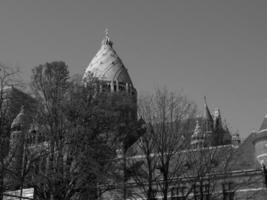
[213,108,224,145]
[9,106,30,182]
[253,114,267,168]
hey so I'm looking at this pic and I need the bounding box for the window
[113,83,117,91]
[102,83,110,92]
[171,185,186,200]
[222,182,234,200]
[119,83,125,91]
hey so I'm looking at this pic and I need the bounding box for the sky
[0,0,267,138]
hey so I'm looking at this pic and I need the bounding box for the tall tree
[63,78,119,199]
[30,61,70,200]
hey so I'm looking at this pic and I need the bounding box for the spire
[259,114,267,132]
[203,96,213,124]
[101,28,113,47]
[202,96,214,136]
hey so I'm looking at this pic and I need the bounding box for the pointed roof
[203,96,213,122]
[83,29,133,85]
[259,114,267,132]
[214,108,223,129]
[231,132,258,170]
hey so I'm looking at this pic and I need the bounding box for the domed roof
[83,30,133,85]
[11,106,28,130]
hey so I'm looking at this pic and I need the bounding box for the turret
[191,120,205,149]
[8,106,30,186]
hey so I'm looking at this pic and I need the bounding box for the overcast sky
[0,0,267,138]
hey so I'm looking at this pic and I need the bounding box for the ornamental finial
[102,28,113,47]
[105,28,109,40]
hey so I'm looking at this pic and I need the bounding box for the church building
[5,31,267,200]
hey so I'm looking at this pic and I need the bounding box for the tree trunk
[163,173,168,200]
[0,173,3,200]
[123,150,127,200]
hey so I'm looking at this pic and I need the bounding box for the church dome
[83,30,133,86]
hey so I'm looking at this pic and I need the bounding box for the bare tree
[175,144,235,200]
[131,88,197,200]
